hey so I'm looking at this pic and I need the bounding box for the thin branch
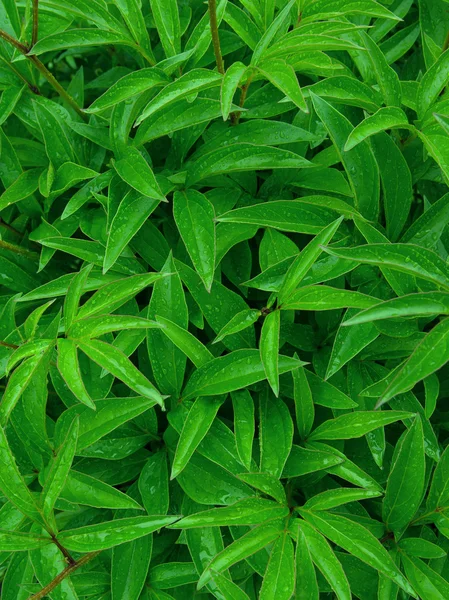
[52,535,76,566]
[0,341,19,349]
[32,0,39,47]
[28,551,101,600]
[0,239,39,259]
[0,29,28,53]
[0,55,40,94]
[0,27,86,120]
[27,55,87,120]
[208,0,224,74]
[231,74,253,125]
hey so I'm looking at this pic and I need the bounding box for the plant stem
[231,74,253,125]
[28,55,87,120]
[0,341,19,349]
[32,0,39,46]
[52,535,76,566]
[443,29,449,53]
[208,0,224,74]
[0,29,28,53]
[28,551,101,600]
[0,27,86,120]
[0,239,39,259]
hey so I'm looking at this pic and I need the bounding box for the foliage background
[1,0,449,598]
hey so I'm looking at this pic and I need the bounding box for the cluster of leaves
[2,0,449,598]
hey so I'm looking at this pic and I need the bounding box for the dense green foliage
[1,0,449,598]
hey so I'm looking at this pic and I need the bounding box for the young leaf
[382,416,425,532]
[345,107,410,151]
[173,190,216,291]
[311,92,380,221]
[57,339,95,410]
[182,349,303,401]
[231,389,255,470]
[171,396,224,479]
[260,310,281,397]
[292,363,314,439]
[309,411,412,441]
[76,338,166,407]
[299,510,416,597]
[197,521,283,589]
[41,417,79,521]
[58,516,180,552]
[260,532,295,600]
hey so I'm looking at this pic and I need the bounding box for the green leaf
[73,396,159,451]
[402,554,449,599]
[323,243,449,290]
[260,532,295,600]
[104,189,160,274]
[371,132,413,241]
[260,310,281,396]
[139,451,169,515]
[309,411,412,441]
[382,416,425,532]
[311,92,380,221]
[282,445,343,477]
[299,521,351,600]
[302,0,401,21]
[155,316,213,368]
[186,144,312,186]
[57,339,95,409]
[147,254,188,396]
[427,445,449,512]
[0,168,41,211]
[258,59,307,112]
[281,285,378,311]
[77,273,164,319]
[303,488,382,511]
[0,347,53,425]
[360,31,402,107]
[62,470,142,510]
[0,530,51,552]
[0,425,46,527]
[76,338,165,407]
[292,363,314,439]
[113,147,165,201]
[64,263,93,332]
[237,472,286,504]
[399,537,446,559]
[296,526,319,600]
[259,391,293,478]
[136,69,222,125]
[112,531,152,600]
[41,416,79,521]
[173,190,216,291]
[29,29,137,55]
[221,61,247,120]
[277,216,343,304]
[299,510,416,597]
[213,309,261,344]
[345,107,410,151]
[377,318,449,406]
[197,521,283,589]
[231,389,255,470]
[171,396,224,479]
[87,68,169,113]
[417,48,449,118]
[217,198,342,234]
[182,349,303,401]
[171,497,288,529]
[58,516,180,552]
[150,0,181,58]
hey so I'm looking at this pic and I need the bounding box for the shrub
[0,0,449,598]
